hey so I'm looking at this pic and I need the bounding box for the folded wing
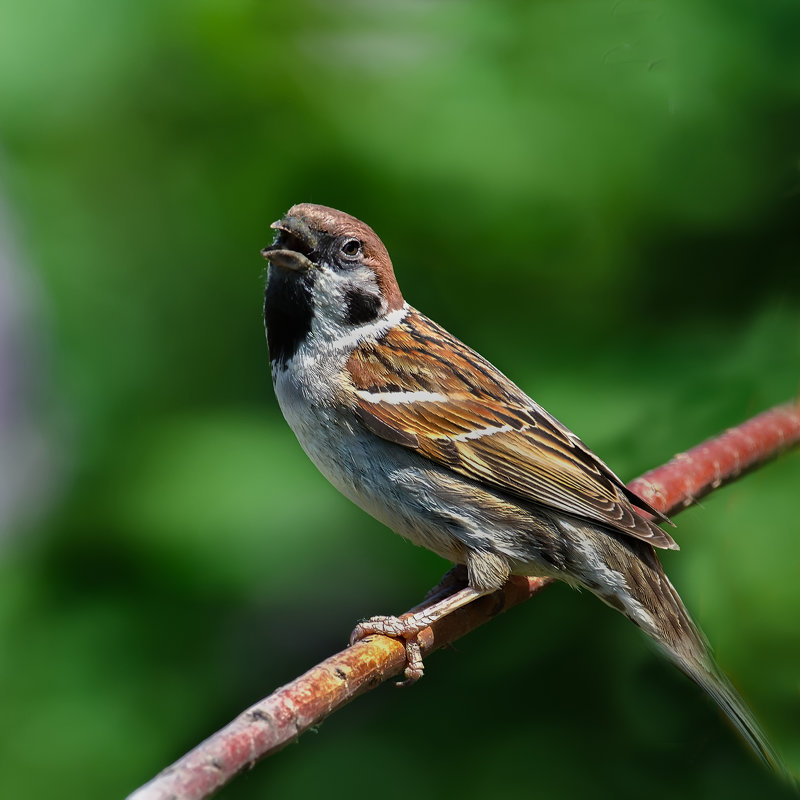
[348,308,677,550]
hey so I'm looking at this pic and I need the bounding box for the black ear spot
[344,287,382,325]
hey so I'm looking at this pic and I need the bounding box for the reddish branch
[128,401,800,800]
[629,401,800,517]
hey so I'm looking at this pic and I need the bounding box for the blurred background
[1,0,799,797]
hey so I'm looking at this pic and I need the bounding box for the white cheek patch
[308,264,406,348]
[311,269,348,321]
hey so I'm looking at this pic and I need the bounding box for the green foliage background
[1,1,799,797]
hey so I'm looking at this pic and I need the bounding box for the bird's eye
[340,238,362,259]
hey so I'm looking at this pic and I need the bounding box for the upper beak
[261,215,318,272]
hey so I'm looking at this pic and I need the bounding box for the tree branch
[127,400,800,800]
[629,401,800,517]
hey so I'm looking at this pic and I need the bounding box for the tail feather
[680,652,786,776]
[577,524,794,782]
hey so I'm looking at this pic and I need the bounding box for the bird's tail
[682,650,785,775]
[584,527,792,781]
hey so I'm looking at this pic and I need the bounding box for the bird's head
[262,203,404,366]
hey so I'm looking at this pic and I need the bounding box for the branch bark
[128,400,800,800]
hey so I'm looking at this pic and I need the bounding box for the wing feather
[348,309,677,550]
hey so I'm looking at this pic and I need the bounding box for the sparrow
[262,202,784,774]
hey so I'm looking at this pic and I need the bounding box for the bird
[262,202,785,775]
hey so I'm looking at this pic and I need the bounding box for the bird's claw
[349,614,427,686]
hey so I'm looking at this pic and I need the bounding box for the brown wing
[348,308,677,550]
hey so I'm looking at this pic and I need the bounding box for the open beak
[261,216,318,272]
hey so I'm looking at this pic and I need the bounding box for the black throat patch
[264,267,315,368]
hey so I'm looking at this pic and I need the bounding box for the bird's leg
[349,585,490,686]
[414,564,470,608]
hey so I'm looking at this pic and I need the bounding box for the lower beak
[260,246,313,272]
